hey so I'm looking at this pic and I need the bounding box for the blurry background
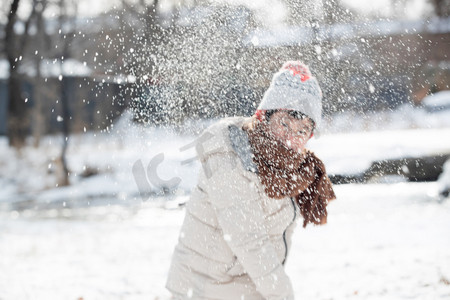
[0,0,450,299]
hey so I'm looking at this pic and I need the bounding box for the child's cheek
[290,138,307,152]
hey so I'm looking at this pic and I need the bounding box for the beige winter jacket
[166,116,299,300]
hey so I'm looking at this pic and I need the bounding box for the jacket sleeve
[202,151,295,300]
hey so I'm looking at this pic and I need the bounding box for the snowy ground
[1,104,450,299]
[0,182,449,299]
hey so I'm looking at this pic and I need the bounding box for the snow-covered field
[1,104,450,299]
[1,182,449,299]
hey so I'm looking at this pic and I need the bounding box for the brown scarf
[243,119,336,227]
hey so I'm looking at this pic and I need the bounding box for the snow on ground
[289,182,450,300]
[0,182,449,299]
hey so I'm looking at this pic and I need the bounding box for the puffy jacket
[166,116,299,300]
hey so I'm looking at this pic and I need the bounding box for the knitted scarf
[243,120,336,227]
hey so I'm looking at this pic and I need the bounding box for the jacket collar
[228,124,258,174]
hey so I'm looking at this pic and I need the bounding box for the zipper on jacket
[281,197,297,266]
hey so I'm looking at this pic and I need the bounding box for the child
[166,61,336,299]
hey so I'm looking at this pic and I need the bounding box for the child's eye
[281,121,288,127]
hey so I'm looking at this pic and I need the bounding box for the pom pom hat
[256,61,323,132]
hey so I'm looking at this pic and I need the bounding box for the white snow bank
[322,103,450,134]
[437,159,450,197]
[19,58,92,78]
[309,127,450,175]
[0,59,8,80]
[0,111,203,206]
[422,90,450,111]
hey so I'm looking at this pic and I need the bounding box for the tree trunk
[58,75,71,187]
[5,0,29,148]
[7,74,28,148]
[56,0,78,187]
[32,0,48,147]
[431,0,450,17]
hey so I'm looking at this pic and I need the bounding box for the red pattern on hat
[254,109,265,121]
[282,61,311,82]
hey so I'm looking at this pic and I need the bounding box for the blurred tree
[429,0,450,17]
[3,0,56,148]
[5,0,30,148]
[57,0,78,187]
[30,0,50,148]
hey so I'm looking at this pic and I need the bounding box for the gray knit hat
[257,61,323,131]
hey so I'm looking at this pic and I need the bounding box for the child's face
[267,111,314,153]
